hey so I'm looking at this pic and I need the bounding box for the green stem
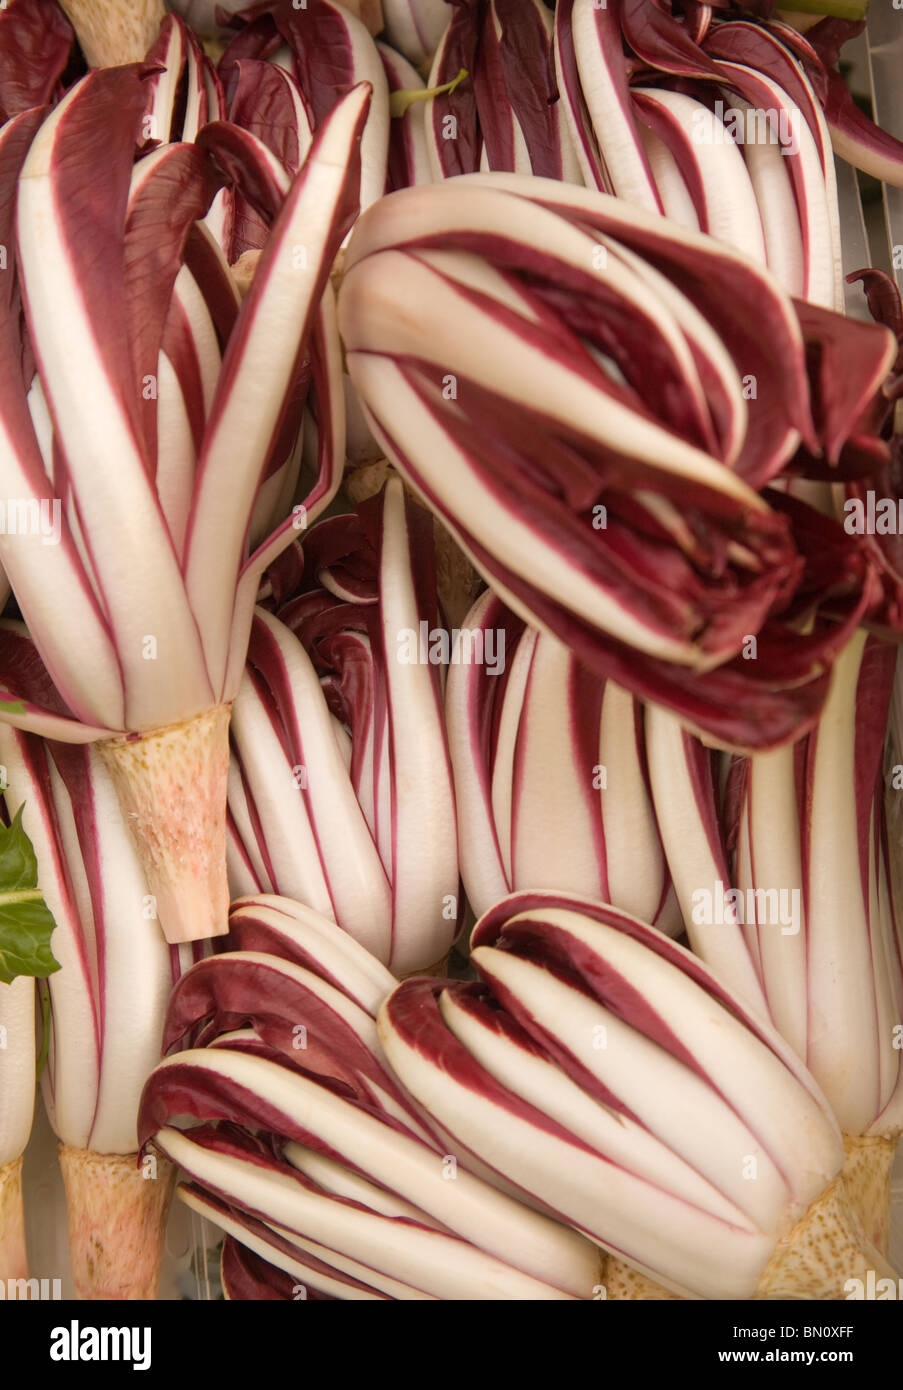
[777,1,869,21]
[0,889,44,906]
[390,68,469,120]
[35,984,51,1083]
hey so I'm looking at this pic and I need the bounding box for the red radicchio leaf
[218,10,282,105]
[30,66,155,471]
[221,1234,333,1299]
[272,0,361,126]
[196,119,289,225]
[847,268,903,376]
[161,957,401,1111]
[803,17,903,177]
[429,0,482,175]
[791,298,895,468]
[0,0,74,125]
[124,143,225,465]
[493,0,565,179]
[229,59,307,171]
[620,0,721,79]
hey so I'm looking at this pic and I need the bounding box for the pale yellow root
[841,1133,898,1256]
[58,1147,176,1301]
[602,1174,898,1301]
[58,0,165,66]
[0,1158,28,1281]
[602,1256,682,1300]
[754,1176,896,1299]
[98,704,231,944]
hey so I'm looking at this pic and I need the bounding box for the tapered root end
[841,1133,897,1256]
[754,1177,895,1299]
[58,1147,176,1301]
[0,1158,28,1280]
[58,0,165,66]
[99,704,232,944]
[602,1255,682,1300]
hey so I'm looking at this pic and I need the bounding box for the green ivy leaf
[0,806,61,985]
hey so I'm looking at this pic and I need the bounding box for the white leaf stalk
[0,78,368,943]
[648,630,903,1255]
[229,480,459,976]
[139,13,224,150]
[228,896,400,1018]
[317,4,392,213]
[383,0,450,72]
[379,890,895,1300]
[139,896,600,1299]
[446,589,681,934]
[378,41,434,188]
[0,715,204,1299]
[0,975,34,1281]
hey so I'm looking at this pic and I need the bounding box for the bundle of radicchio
[229,479,459,977]
[379,889,893,1299]
[424,0,581,183]
[0,67,368,944]
[446,589,681,932]
[647,629,903,1254]
[554,0,903,307]
[138,894,600,1299]
[337,175,895,749]
[0,636,210,1298]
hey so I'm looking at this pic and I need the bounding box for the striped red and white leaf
[231,480,458,975]
[426,0,580,184]
[0,75,369,942]
[379,889,844,1299]
[447,589,680,932]
[139,970,601,1299]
